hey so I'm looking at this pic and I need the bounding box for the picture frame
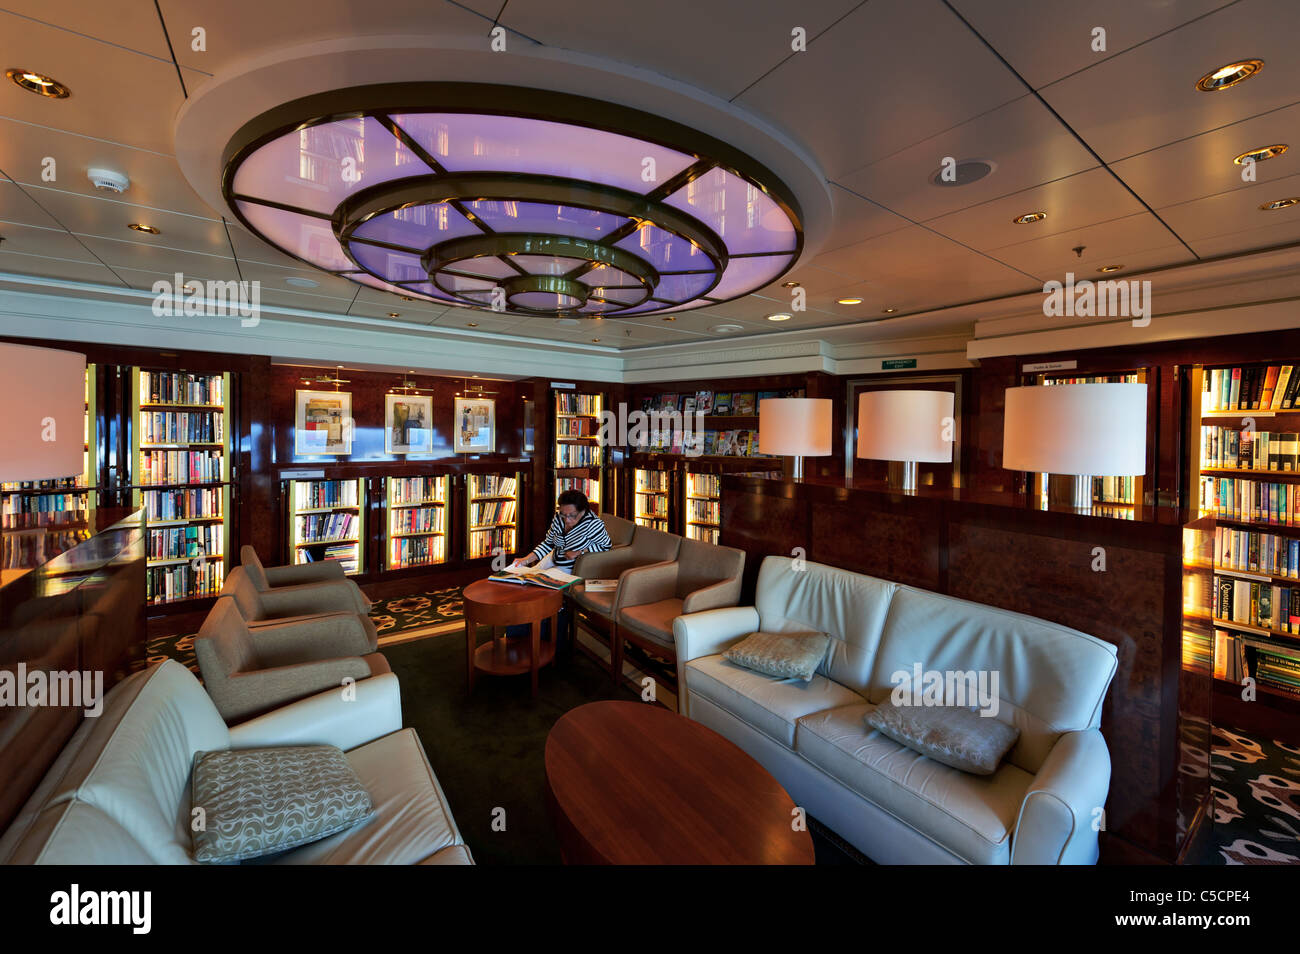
[454,396,495,454]
[294,389,352,456]
[385,393,433,455]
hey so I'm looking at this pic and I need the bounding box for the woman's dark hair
[556,489,590,513]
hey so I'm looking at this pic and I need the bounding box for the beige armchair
[241,545,371,608]
[570,525,681,640]
[612,538,745,691]
[195,598,390,723]
[600,513,636,549]
[221,567,377,647]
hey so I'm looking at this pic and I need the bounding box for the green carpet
[382,631,641,865]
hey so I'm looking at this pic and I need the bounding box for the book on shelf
[695,390,713,414]
[658,393,678,412]
[1204,365,1300,412]
[555,392,601,416]
[712,392,732,415]
[140,370,224,406]
[732,392,756,416]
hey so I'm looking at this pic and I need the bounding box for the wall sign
[882,359,917,370]
[1023,360,1078,372]
[551,381,576,389]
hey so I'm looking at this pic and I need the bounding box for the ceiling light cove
[1013,211,1047,225]
[1260,197,1299,211]
[6,68,70,98]
[1234,144,1288,165]
[220,83,804,319]
[1196,59,1264,92]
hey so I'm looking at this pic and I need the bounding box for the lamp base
[1047,473,1094,510]
[886,461,918,492]
[790,455,804,480]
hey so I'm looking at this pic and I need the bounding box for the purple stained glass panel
[653,272,717,302]
[462,200,626,239]
[706,253,793,300]
[349,244,427,284]
[510,255,589,276]
[233,117,427,214]
[237,201,352,271]
[576,264,640,288]
[512,291,581,310]
[392,112,696,194]
[353,202,479,249]
[614,224,709,272]
[665,167,797,256]
[587,287,646,304]
[401,281,471,305]
[448,257,517,280]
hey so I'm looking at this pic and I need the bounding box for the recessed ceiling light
[781,281,800,288]
[1097,264,1124,273]
[1196,59,1264,92]
[467,322,478,327]
[710,323,745,334]
[882,307,897,314]
[400,295,416,302]
[387,312,400,318]
[1234,144,1288,165]
[6,69,70,98]
[661,315,676,321]
[766,313,792,321]
[929,158,995,187]
[1013,211,1047,224]
[285,276,319,288]
[592,338,601,342]
[1260,197,1299,211]
[127,223,160,234]
[836,297,863,305]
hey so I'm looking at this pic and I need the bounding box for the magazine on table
[489,552,582,589]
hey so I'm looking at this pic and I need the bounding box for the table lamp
[758,398,832,479]
[0,343,86,482]
[1002,382,1147,510]
[856,390,955,491]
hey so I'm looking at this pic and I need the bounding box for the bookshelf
[1,366,97,585]
[554,390,603,512]
[132,368,232,604]
[1187,361,1300,715]
[466,472,519,561]
[290,477,365,575]
[1032,370,1144,517]
[685,471,722,544]
[633,468,670,531]
[385,475,447,570]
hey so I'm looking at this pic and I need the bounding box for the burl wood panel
[811,497,942,590]
[719,486,805,604]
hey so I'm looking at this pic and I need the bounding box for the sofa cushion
[0,800,157,864]
[619,598,683,650]
[264,728,467,864]
[795,704,1032,865]
[685,655,866,747]
[868,586,1118,775]
[723,631,830,682]
[753,557,898,696]
[191,745,374,863]
[866,702,1021,776]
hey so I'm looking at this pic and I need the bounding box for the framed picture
[385,393,433,454]
[295,389,352,456]
[454,397,495,454]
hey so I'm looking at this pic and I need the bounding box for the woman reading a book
[508,489,611,650]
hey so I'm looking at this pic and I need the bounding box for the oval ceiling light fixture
[1097,264,1124,273]
[929,158,996,187]
[766,312,791,321]
[710,323,745,334]
[285,276,319,288]
[127,223,160,234]
[836,297,863,305]
[1013,211,1047,224]
[6,68,70,98]
[882,307,897,314]
[1260,196,1299,211]
[220,83,803,319]
[1234,144,1288,165]
[1196,59,1264,92]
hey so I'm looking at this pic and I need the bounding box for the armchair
[570,524,681,634]
[241,545,371,608]
[194,598,390,723]
[612,538,744,696]
[221,567,378,648]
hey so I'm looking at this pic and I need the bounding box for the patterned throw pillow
[190,745,373,863]
[866,702,1020,776]
[722,631,831,682]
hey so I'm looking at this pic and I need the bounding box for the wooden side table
[462,579,563,698]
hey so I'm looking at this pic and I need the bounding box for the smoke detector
[88,168,129,193]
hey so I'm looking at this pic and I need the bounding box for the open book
[489,553,582,590]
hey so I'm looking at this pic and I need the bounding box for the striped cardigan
[530,511,611,571]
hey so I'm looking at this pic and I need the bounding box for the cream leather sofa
[0,660,473,865]
[673,556,1117,865]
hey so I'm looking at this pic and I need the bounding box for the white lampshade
[759,398,832,456]
[1003,383,1147,475]
[856,390,955,462]
[0,343,87,482]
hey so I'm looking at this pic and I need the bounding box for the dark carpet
[1198,725,1300,864]
[382,631,865,865]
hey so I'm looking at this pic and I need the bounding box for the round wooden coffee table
[544,700,816,864]
[463,579,563,699]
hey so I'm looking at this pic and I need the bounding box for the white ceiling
[0,0,1297,358]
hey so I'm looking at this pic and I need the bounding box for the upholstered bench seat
[684,655,866,747]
